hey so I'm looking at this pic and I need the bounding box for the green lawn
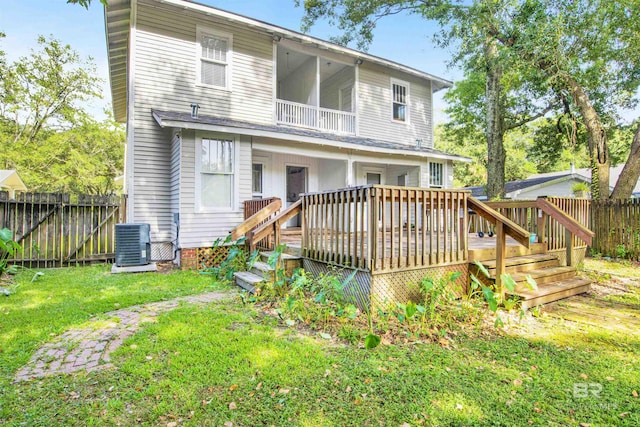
[1,263,639,426]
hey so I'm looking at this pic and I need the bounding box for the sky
[0,0,461,123]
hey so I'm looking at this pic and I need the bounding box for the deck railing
[301,185,470,272]
[481,197,592,250]
[244,197,280,220]
[477,197,592,266]
[231,198,282,250]
[276,99,356,135]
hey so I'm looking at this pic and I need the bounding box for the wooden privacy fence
[592,198,640,260]
[0,191,125,267]
[301,185,469,272]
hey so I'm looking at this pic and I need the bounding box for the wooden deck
[237,189,594,309]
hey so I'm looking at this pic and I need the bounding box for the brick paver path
[14,291,233,382]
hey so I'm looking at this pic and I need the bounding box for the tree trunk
[484,37,505,200]
[565,75,610,199]
[611,122,640,199]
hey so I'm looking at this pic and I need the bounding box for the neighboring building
[104,0,469,265]
[0,170,27,199]
[466,164,640,200]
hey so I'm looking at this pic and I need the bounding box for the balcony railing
[276,99,356,135]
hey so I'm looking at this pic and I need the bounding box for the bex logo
[573,383,603,398]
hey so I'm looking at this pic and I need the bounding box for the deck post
[495,221,506,299]
[537,212,546,245]
[566,228,574,267]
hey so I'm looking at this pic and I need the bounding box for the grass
[1,264,639,426]
[0,265,223,379]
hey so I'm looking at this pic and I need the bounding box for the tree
[489,0,640,199]
[298,0,640,199]
[0,35,124,195]
[297,0,557,199]
[67,0,108,8]
[1,35,102,146]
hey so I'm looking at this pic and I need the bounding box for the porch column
[346,157,355,187]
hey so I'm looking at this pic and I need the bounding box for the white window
[391,79,409,122]
[198,137,235,209]
[429,162,443,188]
[252,163,263,196]
[196,27,232,89]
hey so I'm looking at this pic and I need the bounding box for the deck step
[469,242,547,262]
[260,251,302,262]
[482,253,560,274]
[510,266,577,291]
[233,271,264,294]
[249,261,275,280]
[284,243,302,257]
[510,277,591,309]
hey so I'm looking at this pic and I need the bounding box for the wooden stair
[233,247,302,293]
[470,246,591,309]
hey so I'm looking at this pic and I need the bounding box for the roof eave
[153,111,468,163]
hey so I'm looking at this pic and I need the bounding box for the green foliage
[202,235,257,284]
[0,228,21,278]
[67,0,109,8]
[0,35,124,194]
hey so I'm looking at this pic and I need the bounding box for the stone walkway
[14,291,233,382]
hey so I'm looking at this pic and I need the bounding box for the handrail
[244,196,280,220]
[468,197,531,248]
[536,198,594,246]
[248,199,302,251]
[230,198,282,241]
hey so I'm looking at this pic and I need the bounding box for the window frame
[195,26,233,90]
[428,162,444,188]
[195,133,240,212]
[252,162,264,198]
[390,78,410,124]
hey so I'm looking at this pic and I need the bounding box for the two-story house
[105,0,469,267]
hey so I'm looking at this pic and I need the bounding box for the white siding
[320,67,355,111]
[386,165,420,187]
[178,130,252,248]
[357,62,433,147]
[317,158,348,191]
[132,0,273,243]
[512,179,577,200]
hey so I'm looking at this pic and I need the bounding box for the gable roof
[152,109,471,163]
[529,164,640,195]
[465,173,587,199]
[0,170,27,193]
[105,0,453,123]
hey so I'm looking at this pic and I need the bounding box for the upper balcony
[276,45,357,136]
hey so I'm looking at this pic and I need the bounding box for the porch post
[316,56,321,128]
[346,157,354,187]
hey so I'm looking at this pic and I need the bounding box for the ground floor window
[429,162,443,188]
[199,137,234,209]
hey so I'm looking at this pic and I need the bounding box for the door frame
[357,165,386,186]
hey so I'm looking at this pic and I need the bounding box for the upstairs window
[197,27,232,89]
[199,137,235,209]
[429,162,443,188]
[391,79,409,122]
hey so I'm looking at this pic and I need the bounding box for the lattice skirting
[196,246,232,270]
[303,259,468,311]
[371,263,469,308]
[548,246,587,267]
[303,259,372,309]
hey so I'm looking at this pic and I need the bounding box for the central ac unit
[115,223,151,267]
